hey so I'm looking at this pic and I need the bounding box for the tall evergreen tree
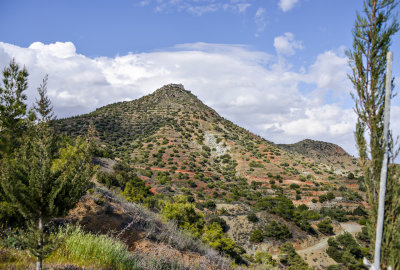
[0,76,95,270]
[347,0,399,268]
[0,59,33,157]
[0,59,33,226]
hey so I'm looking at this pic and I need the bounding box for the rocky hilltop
[279,139,357,167]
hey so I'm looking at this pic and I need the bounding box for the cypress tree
[347,0,399,268]
[0,75,94,270]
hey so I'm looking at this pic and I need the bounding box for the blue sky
[1,0,362,59]
[0,0,399,155]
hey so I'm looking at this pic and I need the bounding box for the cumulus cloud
[307,48,349,91]
[273,32,303,56]
[278,0,299,12]
[0,41,361,155]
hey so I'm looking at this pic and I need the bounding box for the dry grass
[94,186,231,269]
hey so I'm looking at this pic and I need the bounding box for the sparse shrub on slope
[255,195,317,234]
[317,218,334,235]
[326,232,369,270]
[161,200,205,238]
[202,222,245,264]
[279,242,311,270]
[253,250,277,267]
[263,221,292,240]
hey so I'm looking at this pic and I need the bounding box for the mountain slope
[54,83,361,205]
[54,84,366,268]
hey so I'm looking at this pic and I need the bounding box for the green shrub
[254,251,276,266]
[247,213,259,223]
[161,201,205,238]
[326,232,368,269]
[326,192,335,201]
[269,179,275,185]
[202,223,244,263]
[250,229,263,243]
[122,176,153,203]
[263,221,292,240]
[204,200,216,210]
[208,217,228,232]
[320,206,349,222]
[317,218,334,235]
[279,242,310,270]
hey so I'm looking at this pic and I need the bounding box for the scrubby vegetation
[279,242,310,270]
[326,232,369,269]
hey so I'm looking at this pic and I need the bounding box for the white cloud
[278,0,299,12]
[254,8,267,37]
[273,32,303,56]
[145,0,252,16]
[0,41,359,155]
[307,48,348,91]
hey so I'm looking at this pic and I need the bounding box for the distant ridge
[278,139,353,164]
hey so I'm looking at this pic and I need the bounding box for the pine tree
[347,0,399,268]
[0,76,94,270]
[0,59,34,226]
[0,59,34,157]
[34,75,54,122]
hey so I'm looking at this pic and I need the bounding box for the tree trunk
[36,216,43,270]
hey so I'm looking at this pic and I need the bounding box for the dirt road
[297,222,362,255]
[297,222,362,269]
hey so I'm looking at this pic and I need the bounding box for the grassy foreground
[1,225,182,270]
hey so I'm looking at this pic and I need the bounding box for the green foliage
[247,212,259,223]
[263,221,292,240]
[161,200,205,238]
[249,160,264,168]
[0,59,32,157]
[352,205,368,217]
[256,195,316,234]
[50,226,139,269]
[254,251,276,267]
[326,192,335,201]
[204,200,216,210]
[202,222,244,263]
[96,161,136,189]
[208,216,228,232]
[250,229,263,243]
[320,206,349,222]
[0,125,94,266]
[0,201,22,227]
[279,242,310,270]
[317,218,334,235]
[348,0,400,267]
[326,232,368,270]
[122,176,153,203]
[0,76,94,269]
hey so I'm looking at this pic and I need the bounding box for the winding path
[297,222,362,255]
